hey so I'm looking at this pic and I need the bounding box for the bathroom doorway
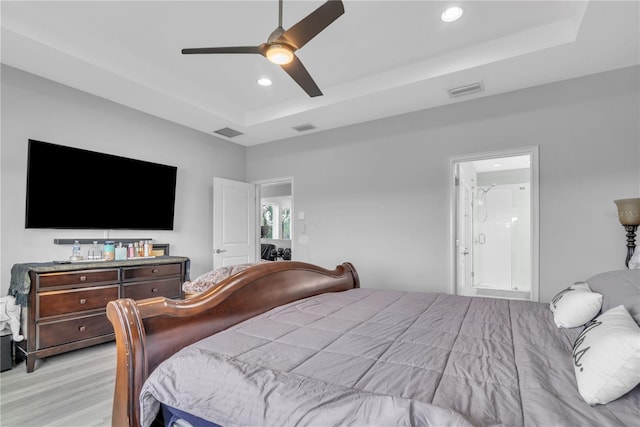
[255,178,294,262]
[451,148,539,301]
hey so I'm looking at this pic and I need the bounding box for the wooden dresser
[13,256,189,372]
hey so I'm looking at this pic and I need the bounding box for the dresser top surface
[17,256,189,274]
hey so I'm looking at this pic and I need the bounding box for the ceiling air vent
[292,123,316,132]
[447,82,484,98]
[213,127,243,138]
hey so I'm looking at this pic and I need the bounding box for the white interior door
[213,177,256,269]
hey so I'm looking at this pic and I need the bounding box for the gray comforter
[141,289,640,426]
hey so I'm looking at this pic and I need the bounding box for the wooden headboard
[106,261,360,427]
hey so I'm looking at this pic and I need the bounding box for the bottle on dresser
[103,241,115,261]
[115,242,127,260]
[70,240,83,261]
[128,243,135,258]
[88,241,102,260]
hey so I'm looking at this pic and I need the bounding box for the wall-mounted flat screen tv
[25,139,177,230]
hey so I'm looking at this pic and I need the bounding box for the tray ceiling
[1,1,638,145]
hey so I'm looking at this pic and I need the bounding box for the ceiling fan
[182,0,344,98]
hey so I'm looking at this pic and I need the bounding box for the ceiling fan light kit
[182,0,345,97]
[266,45,294,65]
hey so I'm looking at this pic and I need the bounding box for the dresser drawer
[37,313,113,349]
[122,277,182,300]
[37,269,119,290]
[38,285,119,319]
[122,263,181,282]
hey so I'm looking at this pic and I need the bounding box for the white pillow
[550,283,603,328]
[572,305,640,405]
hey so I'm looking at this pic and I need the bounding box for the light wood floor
[0,342,116,426]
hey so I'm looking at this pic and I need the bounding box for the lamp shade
[614,198,640,225]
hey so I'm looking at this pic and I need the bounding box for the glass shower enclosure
[474,180,531,292]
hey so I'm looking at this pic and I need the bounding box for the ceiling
[1,1,638,146]
[472,155,531,173]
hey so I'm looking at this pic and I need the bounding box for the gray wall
[3,64,638,302]
[1,65,246,294]
[247,66,640,302]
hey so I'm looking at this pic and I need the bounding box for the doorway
[451,148,539,301]
[212,177,294,268]
[256,178,294,262]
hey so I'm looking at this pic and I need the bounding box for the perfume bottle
[88,241,102,260]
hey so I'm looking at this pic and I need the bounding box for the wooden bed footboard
[106,261,360,427]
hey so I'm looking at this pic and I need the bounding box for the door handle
[462,251,469,255]
[214,249,227,254]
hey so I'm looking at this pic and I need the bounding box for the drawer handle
[79,276,87,281]
[79,298,87,305]
[79,326,86,332]
[152,269,159,274]
[152,288,159,293]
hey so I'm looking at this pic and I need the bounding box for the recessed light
[257,78,272,87]
[441,6,463,23]
[493,163,502,168]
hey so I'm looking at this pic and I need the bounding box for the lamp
[614,198,640,267]
[266,44,294,65]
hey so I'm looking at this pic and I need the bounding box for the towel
[9,264,32,307]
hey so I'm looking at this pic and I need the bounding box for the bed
[106,261,640,427]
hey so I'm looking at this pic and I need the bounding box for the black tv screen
[25,139,177,230]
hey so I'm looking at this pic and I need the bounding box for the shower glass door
[474,181,530,291]
[452,149,538,301]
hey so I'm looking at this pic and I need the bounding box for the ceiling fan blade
[280,55,322,97]
[182,45,267,55]
[280,0,344,50]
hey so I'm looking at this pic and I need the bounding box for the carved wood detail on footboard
[106,261,360,427]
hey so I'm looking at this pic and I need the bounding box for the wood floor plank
[0,342,115,426]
